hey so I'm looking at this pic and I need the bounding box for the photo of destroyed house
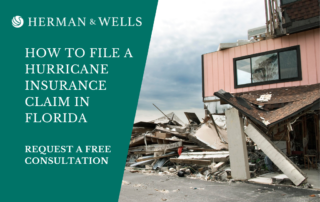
[122,0,320,196]
[202,0,319,186]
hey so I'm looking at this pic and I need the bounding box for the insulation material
[188,122,228,150]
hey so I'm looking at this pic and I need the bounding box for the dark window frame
[233,45,302,89]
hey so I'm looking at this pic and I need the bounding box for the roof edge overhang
[268,99,320,128]
[214,90,320,132]
[214,90,268,131]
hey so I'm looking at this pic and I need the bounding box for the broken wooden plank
[170,158,212,166]
[315,114,320,158]
[178,151,229,162]
[155,132,172,139]
[136,152,177,162]
[155,126,188,139]
[129,142,182,153]
[129,134,193,147]
[182,145,219,152]
[205,105,224,143]
[132,127,153,136]
[129,135,149,147]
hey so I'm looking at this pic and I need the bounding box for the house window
[252,53,279,83]
[234,45,301,88]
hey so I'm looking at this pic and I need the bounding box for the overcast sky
[134,0,266,124]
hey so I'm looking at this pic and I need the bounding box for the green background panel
[0,1,158,201]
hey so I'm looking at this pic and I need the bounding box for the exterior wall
[202,28,320,97]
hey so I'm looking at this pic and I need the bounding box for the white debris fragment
[190,187,205,190]
[213,115,227,130]
[169,168,176,173]
[185,169,191,174]
[122,181,131,185]
[287,123,293,131]
[166,136,182,141]
[262,120,270,125]
[161,167,169,172]
[220,171,228,181]
[257,94,272,102]
[133,183,145,188]
[155,189,170,194]
[159,190,170,194]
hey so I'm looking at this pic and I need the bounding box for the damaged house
[202,0,320,186]
[126,0,319,189]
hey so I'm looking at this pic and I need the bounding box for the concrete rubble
[126,104,317,190]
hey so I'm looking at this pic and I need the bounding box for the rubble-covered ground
[128,108,317,189]
[119,170,320,202]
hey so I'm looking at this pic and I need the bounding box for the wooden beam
[129,134,193,147]
[286,128,291,156]
[155,126,188,139]
[302,115,308,155]
[170,158,212,166]
[136,153,177,162]
[129,142,182,153]
[314,114,320,160]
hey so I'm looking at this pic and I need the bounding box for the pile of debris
[126,104,273,183]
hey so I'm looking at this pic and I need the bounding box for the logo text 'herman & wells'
[27,17,142,27]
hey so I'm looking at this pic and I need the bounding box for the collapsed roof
[214,84,320,130]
